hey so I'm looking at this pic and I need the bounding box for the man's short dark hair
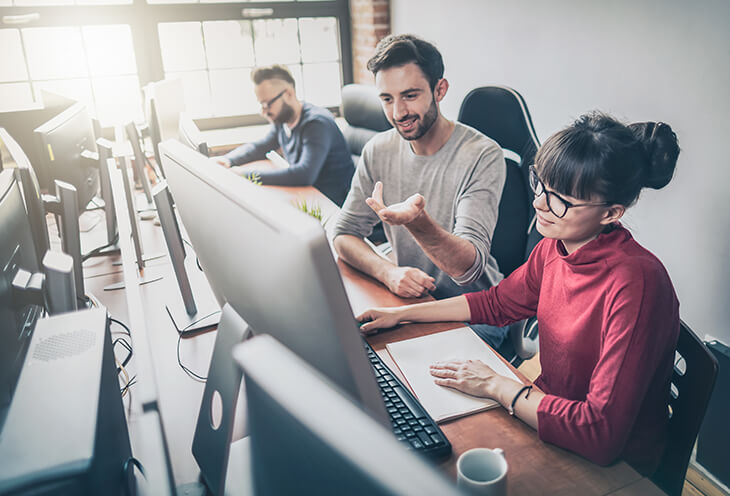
[366,34,444,90]
[251,64,296,88]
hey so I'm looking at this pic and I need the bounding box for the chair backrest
[457,85,541,277]
[651,320,718,496]
[340,84,392,163]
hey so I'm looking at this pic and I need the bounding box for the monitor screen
[235,334,460,496]
[160,139,388,426]
[33,102,99,212]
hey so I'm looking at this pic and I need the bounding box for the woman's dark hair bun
[628,121,680,190]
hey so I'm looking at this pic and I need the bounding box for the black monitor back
[33,102,99,212]
[0,169,42,417]
[0,91,76,190]
[0,127,50,265]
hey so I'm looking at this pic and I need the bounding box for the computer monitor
[178,113,209,157]
[125,121,155,206]
[0,308,134,495]
[33,102,100,213]
[145,78,186,176]
[94,137,119,248]
[0,128,50,266]
[234,334,461,496]
[160,139,388,425]
[0,169,43,418]
[0,90,76,190]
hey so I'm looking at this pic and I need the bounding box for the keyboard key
[425,426,437,435]
[431,434,443,445]
[417,431,434,447]
[394,387,426,418]
[410,439,424,449]
[406,431,416,439]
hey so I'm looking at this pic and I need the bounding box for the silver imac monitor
[159,139,388,426]
[234,334,460,496]
[178,113,209,157]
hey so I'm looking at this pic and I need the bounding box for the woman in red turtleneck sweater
[358,112,681,474]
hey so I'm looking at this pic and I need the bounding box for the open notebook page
[386,326,523,423]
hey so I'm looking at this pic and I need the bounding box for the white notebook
[386,326,523,423]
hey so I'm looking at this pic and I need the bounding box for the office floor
[516,356,726,496]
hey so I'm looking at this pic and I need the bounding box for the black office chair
[340,84,392,245]
[340,83,392,163]
[458,85,542,277]
[649,320,718,496]
[458,85,541,364]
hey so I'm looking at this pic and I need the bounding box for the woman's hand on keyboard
[357,307,406,335]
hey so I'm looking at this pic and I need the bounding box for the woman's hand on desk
[429,359,501,398]
[430,359,543,429]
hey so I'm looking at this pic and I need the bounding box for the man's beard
[395,97,438,141]
[273,101,295,125]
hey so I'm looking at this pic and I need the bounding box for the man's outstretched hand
[366,181,425,225]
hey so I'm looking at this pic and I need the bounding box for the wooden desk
[83,162,663,495]
[257,178,664,496]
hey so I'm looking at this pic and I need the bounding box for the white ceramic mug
[456,447,508,496]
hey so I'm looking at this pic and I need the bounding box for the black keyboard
[365,342,451,459]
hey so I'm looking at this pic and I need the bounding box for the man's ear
[600,204,625,226]
[434,78,449,103]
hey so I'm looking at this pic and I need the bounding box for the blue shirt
[224,102,354,206]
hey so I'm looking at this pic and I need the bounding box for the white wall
[392,0,730,344]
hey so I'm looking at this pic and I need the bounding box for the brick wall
[349,0,391,84]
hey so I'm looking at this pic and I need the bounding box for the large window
[0,1,351,125]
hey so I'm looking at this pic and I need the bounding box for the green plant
[293,199,323,222]
[246,172,262,186]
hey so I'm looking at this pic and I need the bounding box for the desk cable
[110,317,136,397]
[176,309,222,382]
[182,237,203,272]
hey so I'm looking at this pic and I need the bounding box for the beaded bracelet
[508,384,533,416]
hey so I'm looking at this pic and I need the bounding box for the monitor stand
[153,181,220,334]
[184,305,254,496]
[104,155,163,290]
[43,180,86,306]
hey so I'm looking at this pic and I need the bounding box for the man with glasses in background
[215,64,354,206]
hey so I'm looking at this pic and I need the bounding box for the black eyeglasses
[528,165,612,218]
[259,89,287,111]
